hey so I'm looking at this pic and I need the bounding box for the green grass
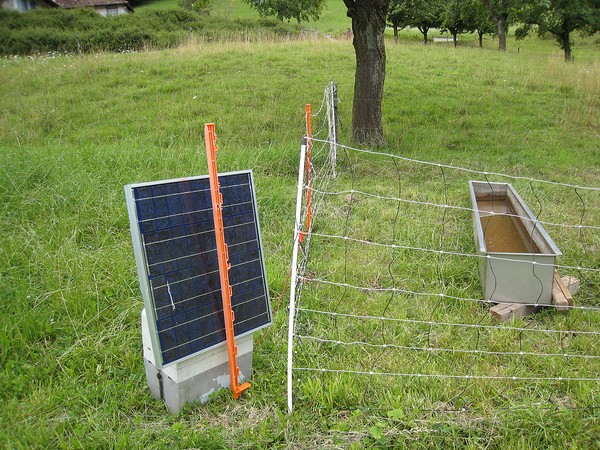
[210,0,261,20]
[0,32,599,448]
[136,0,352,32]
[134,0,595,60]
[134,0,259,18]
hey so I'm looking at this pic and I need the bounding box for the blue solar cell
[126,171,271,366]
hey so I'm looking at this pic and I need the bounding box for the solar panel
[125,171,271,368]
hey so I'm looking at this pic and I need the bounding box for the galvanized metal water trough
[469,181,562,305]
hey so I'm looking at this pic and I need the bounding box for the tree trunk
[478,30,484,48]
[452,30,458,48]
[560,32,572,63]
[344,0,389,145]
[418,26,429,44]
[393,24,398,44]
[497,13,507,51]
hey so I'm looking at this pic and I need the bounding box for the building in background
[3,0,133,15]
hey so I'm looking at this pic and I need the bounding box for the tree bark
[482,0,507,52]
[344,0,389,146]
[393,23,398,44]
[497,13,507,51]
[559,32,572,63]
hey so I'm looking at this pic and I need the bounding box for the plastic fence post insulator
[287,138,308,413]
[204,123,251,399]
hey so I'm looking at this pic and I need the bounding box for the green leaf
[368,425,384,441]
[330,422,350,432]
[387,408,405,420]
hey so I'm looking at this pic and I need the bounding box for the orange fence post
[300,104,313,243]
[204,123,251,399]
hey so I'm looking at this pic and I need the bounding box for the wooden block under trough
[490,302,542,322]
[491,273,580,322]
[560,276,580,296]
[552,271,574,311]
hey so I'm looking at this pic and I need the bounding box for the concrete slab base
[141,309,253,413]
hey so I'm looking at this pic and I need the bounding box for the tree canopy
[243,0,325,23]
[440,0,469,47]
[464,0,496,47]
[388,0,444,44]
[517,0,600,61]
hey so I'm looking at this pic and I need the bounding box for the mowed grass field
[1,30,599,448]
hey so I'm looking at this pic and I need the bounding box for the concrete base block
[141,309,253,413]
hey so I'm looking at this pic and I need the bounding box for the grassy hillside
[134,0,597,60]
[0,34,599,448]
[136,0,351,32]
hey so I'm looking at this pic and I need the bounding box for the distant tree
[387,0,410,43]
[462,0,496,47]
[344,0,391,145]
[243,0,325,23]
[388,0,443,44]
[517,0,600,62]
[482,0,517,51]
[440,0,468,47]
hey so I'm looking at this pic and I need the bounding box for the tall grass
[0,35,598,448]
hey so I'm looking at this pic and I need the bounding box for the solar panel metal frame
[125,170,271,369]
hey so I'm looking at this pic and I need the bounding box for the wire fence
[286,84,600,417]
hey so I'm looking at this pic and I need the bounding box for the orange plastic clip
[204,123,251,399]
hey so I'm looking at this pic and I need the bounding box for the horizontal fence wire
[296,307,600,336]
[299,275,600,312]
[306,231,600,274]
[292,367,600,383]
[296,334,600,360]
[308,186,600,231]
[309,137,600,192]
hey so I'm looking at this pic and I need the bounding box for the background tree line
[342,0,598,144]
[387,0,599,61]
[241,1,598,62]
[240,1,597,144]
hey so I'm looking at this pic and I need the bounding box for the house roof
[52,0,134,11]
